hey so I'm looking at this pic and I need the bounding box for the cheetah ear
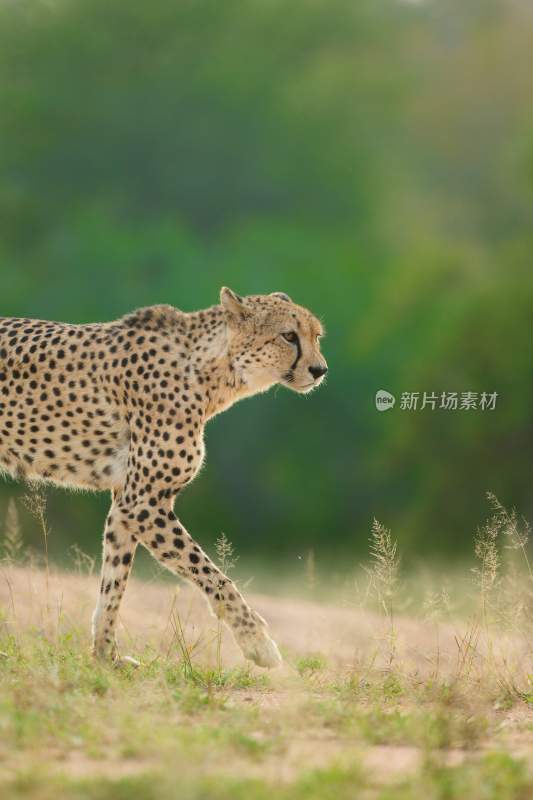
[220,287,250,321]
[271,291,292,303]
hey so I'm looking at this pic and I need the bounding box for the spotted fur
[0,288,327,667]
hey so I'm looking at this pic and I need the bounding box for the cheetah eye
[282,331,299,345]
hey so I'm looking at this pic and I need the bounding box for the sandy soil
[0,565,531,786]
[1,563,528,674]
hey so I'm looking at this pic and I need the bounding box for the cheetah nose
[309,364,328,380]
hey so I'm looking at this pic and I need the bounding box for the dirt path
[0,565,531,789]
[1,563,527,673]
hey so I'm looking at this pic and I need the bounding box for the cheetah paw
[242,633,282,669]
[113,655,141,669]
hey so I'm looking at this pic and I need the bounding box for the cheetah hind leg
[92,503,139,667]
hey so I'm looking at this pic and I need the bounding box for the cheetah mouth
[287,380,317,393]
[281,371,323,393]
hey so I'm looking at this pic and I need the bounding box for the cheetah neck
[183,306,251,420]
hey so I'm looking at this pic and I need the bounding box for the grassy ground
[0,551,531,800]
[0,498,531,798]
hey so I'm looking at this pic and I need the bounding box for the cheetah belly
[0,389,130,492]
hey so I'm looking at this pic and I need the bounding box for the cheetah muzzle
[0,288,327,668]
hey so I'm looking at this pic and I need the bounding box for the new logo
[375,389,396,412]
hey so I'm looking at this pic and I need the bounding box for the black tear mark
[290,335,302,371]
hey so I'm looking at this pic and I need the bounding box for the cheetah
[0,288,327,667]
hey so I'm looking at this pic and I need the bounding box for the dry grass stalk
[2,498,23,564]
[215,531,238,674]
[366,518,400,668]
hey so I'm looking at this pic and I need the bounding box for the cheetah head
[220,287,327,395]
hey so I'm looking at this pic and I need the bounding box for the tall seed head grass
[2,498,24,564]
[22,484,52,613]
[367,518,400,609]
[214,532,238,673]
[423,586,452,624]
[215,532,238,575]
[22,485,47,522]
[472,516,500,601]
[487,492,532,581]
[365,519,400,669]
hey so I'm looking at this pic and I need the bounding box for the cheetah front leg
[92,499,138,661]
[140,516,282,668]
[119,490,281,668]
[115,439,281,669]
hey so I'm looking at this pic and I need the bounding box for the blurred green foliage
[0,0,532,568]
